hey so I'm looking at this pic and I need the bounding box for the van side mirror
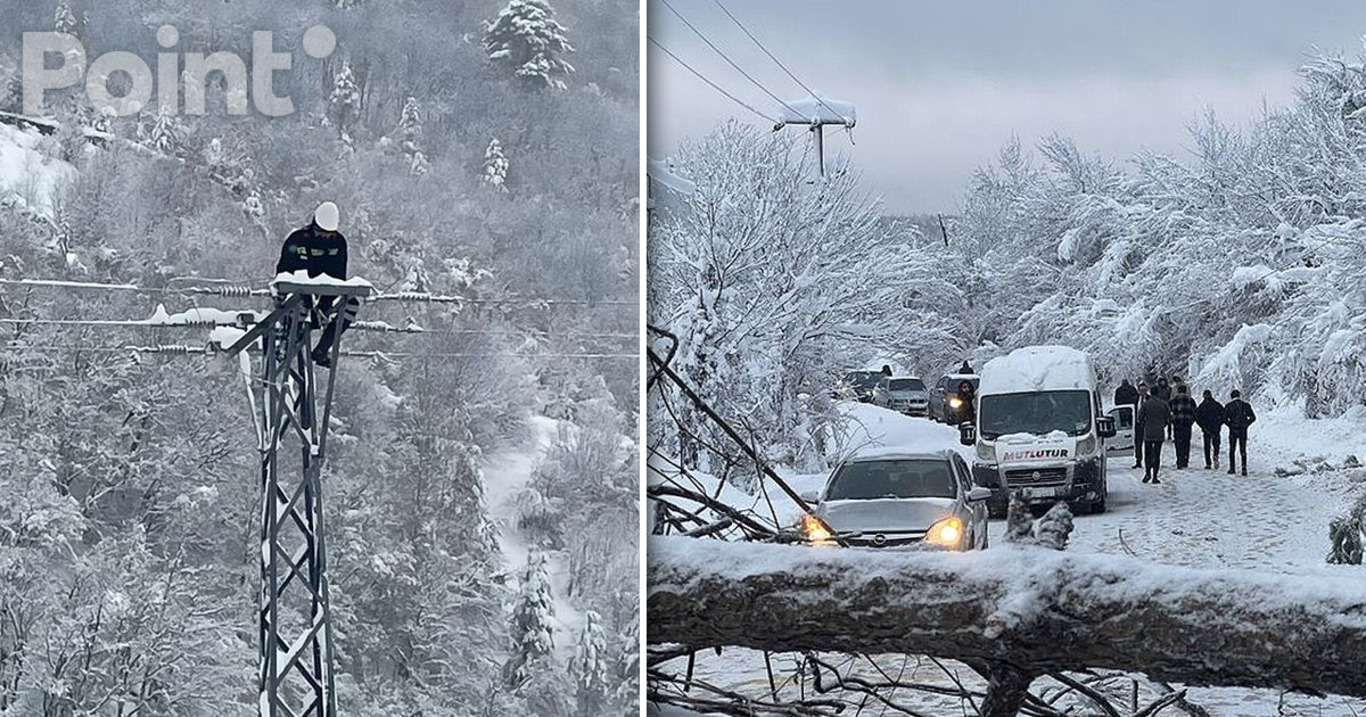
[800,490,820,505]
[959,422,977,446]
[1097,415,1117,439]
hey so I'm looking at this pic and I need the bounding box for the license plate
[1019,486,1062,499]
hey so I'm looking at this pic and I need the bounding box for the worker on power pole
[276,201,357,367]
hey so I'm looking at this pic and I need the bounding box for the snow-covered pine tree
[142,111,185,156]
[55,0,81,35]
[504,550,556,689]
[396,96,429,175]
[483,138,509,191]
[482,0,576,91]
[571,610,611,716]
[327,59,362,146]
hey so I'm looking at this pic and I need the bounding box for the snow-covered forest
[650,41,1366,471]
[647,34,1366,717]
[0,0,638,714]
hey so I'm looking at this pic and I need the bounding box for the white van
[959,346,1116,517]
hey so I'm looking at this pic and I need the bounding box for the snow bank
[0,123,76,218]
[978,345,1095,394]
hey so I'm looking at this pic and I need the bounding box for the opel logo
[872,534,887,546]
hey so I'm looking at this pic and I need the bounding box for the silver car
[800,448,990,550]
[872,376,930,416]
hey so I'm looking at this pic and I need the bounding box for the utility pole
[227,279,372,717]
[774,93,856,177]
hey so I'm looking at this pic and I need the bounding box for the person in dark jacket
[1155,377,1172,401]
[1132,381,1149,469]
[1114,379,1138,407]
[1224,390,1257,476]
[1194,390,1226,469]
[958,360,974,375]
[1168,384,1197,469]
[1136,391,1171,483]
[276,202,357,367]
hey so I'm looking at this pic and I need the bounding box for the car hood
[817,497,956,533]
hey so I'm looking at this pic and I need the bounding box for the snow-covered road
[483,415,585,661]
[658,401,1366,716]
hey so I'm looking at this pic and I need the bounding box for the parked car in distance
[799,448,990,550]
[839,370,886,403]
[872,376,930,416]
[929,373,979,425]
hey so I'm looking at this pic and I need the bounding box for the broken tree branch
[648,537,1366,700]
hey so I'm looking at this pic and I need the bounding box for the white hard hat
[314,202,340,232]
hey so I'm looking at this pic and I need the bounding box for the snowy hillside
[0,1,638,715]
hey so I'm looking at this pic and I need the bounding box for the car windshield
[844,371,883,388]
[979,390,1092,439]
[888,378,925,391]
[825,459,957,500]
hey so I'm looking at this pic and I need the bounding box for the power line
[648,36,777,125]
[0,278,638,308]
[655,0,801,122]
[711,0,855,127]
[0,317,638,340]
[3,344,639,360]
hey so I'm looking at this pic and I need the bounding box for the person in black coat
[1194,390,1226,470]
[1224,390,1257,476]
[1114,379,1138,407]
[276,202,357,367]
[1132,381,1149,469]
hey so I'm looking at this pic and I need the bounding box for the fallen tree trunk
[648,537,1366,699]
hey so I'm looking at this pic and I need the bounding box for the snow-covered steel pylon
[774,93,856,177]
[227,278,373,717]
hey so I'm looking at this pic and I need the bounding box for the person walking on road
[1114,379,1138,407]
[1224,390,1257,476]
[1168,384,1197,469]
[1195,390,1226,470]
[1136,390,1171,484]
[1155,377,1172,401]
[1132,381,1150,469]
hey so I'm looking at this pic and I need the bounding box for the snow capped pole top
[774,94,857,129]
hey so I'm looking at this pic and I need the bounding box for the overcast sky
[647,0,1366,214]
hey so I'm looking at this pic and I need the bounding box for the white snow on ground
[483,415,584,661]
[659,400,1366,716]
[0,123,76,218]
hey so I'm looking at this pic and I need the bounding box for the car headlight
[975,441,995,463]
[802,514,834,546]
[949,397,963,408]
[925,516,963,548]
[1076,435,1096,456]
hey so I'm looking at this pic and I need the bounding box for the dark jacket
[1194,397,1226,434]
[277,222,348,280]
[1114,382,1139,406]
[1169,393,1197,427]
[1136,396,1171,442]
[1224,399,1257,434]
[1155,382,1172,401]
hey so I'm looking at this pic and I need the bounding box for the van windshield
[979,390,1092,439]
